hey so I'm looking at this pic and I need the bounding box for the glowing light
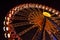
[42,6,45,9]
[36,4,38,8]
[49,8,52,11]
[55,11,59,15]
[9,14,11,17]
[5,17,6,20]
[45,6,49,10]
[6,22,9,25]
[43,12,51,17]
[3,21,5,25]
[7,33,10,38]
[6,27,9,31]
[7,17,10,21]
[52,9,56,13]
[4,33,7,38]
[3,27,9,31]
[3,27,5,31]
[39,5,42,8]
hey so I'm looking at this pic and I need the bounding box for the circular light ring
[6,4,60,17]
[4,3,60,40]
[5,4,60,26]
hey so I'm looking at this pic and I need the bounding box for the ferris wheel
[3,3,60,40]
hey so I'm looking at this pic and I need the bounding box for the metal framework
[3,3,60,40]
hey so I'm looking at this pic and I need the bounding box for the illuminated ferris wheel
[3,3,60,40]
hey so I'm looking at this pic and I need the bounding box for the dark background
[0,0,60,40]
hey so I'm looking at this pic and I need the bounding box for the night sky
[0,0,60,40]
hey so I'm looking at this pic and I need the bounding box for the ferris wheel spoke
[47,17,60,30]
[31,8,37,12]
[17,9,30,16]
[22,9,29,13]
[50,17,60,20]
[35,12,40,17]
[46,30,57,40]
[49,22,59,34]
[42,30,46,40]
[48,29,60,40]
[27,8,35,12]
[37,8,41,12]
[18,25,38,36]
[50,17,60,25]
[32,29,40,40]
[46,26,59,40]
[33,16,46,40]
[55,31,60,40]
[32,10,41,17]
[12,22,34,27]
[45,25,59,40]
[45,18,58,40]
[13,16,28,20]
[45,18,59,35]
[51,33,58,40]
[29,12,36,19]
[16,11,28,17]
